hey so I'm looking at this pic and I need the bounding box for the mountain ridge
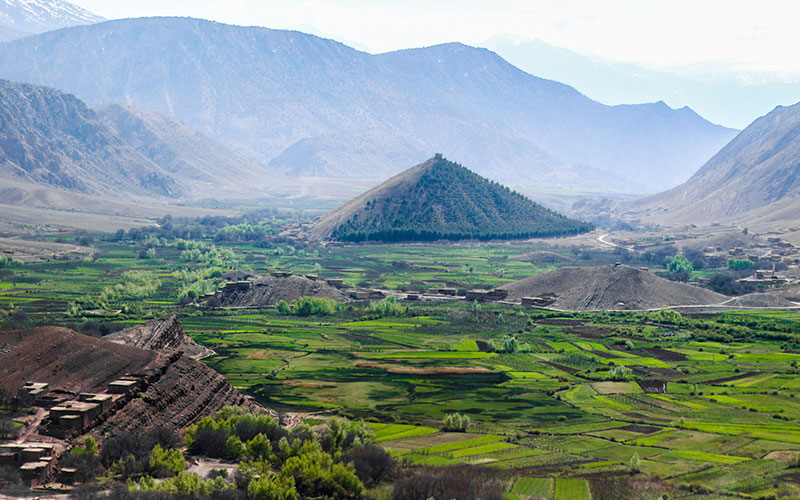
[623,102,800,224]
[0,78,285,200]
[0,0,103,41]
[0,16,737,193]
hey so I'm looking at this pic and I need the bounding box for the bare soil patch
[637,380,668,394]
[633,347,687,362]
[355,361,490,375]
[569,325,616,338]
[704,372,759,385]
[617,424,662,434]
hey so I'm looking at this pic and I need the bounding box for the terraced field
[4,235,800,498]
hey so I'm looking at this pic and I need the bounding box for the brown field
[380,432,477,453]
[355,361,491,375]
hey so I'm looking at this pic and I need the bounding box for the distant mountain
[0,79,182,197]
[0,23,26,41]
[614,102,800,225]
[307,155,593,242]
[485,36,800,130]
[0,79,280,199]
[0,17,737,193]
[0,0,103,41]
[96,104,279,193]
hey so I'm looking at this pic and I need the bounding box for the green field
[4,227,800,499]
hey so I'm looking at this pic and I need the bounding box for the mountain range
[485,36,800,131]
[624,102,800,225]
[573,102,800,227]
[0,0,102,41]
[0,79,283,199]
[0,17,738,193]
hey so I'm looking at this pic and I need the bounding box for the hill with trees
[308,156,593,242]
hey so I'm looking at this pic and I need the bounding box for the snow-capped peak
[0,0,104,37]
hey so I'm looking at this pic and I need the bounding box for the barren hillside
[501,264,727,311]
[0,326,253,433]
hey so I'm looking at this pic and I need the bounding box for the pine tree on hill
[314,156,593,243]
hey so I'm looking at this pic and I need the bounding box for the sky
[78,0,800,74]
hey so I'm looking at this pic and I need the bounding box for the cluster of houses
[4,377,145,487]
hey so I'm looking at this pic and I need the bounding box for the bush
[282,442,363,499]
[149,444,185,478]
[248,473,298,500]
[342,445,397,487]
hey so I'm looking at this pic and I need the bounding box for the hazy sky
[78,0,799,73]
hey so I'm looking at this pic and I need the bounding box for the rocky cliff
[106,315,214,360]
[0,326,255,435]
[0,79,181,198]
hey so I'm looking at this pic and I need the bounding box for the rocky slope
[307,156,593,242]
[0,79,181,197]
[609,102,800,225]
[96,104,285,195]
[0,17,737,192]
[106,315,214,360]
[501,264,727,311]
[0,0,103,41]
[212,275,350,307]
[0,326,253,434]
[0,79,283,199]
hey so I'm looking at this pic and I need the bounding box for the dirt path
[597,233,633,252]
[15,408,47,443]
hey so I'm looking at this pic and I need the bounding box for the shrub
[282,442,364,499]
[606,365,633,381]
[148,444,185,478]
[342,445,398,487]
[248,473,298,500]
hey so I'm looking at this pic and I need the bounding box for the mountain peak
[0,0,103,40]
[624,100,800,224]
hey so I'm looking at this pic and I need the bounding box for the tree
[247,434,273,462]
[343,445,397,487]
[248,474,298,500]
[606,365,633,381]
[666,254,693,282]
[501,335,519,353]
[226,435,246,460]
[630,452,640,473]
[728,258,754,271]
[148,444,185,477]
[442,413,470,432]
[276,300,291,315]
[282,442,364,499]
